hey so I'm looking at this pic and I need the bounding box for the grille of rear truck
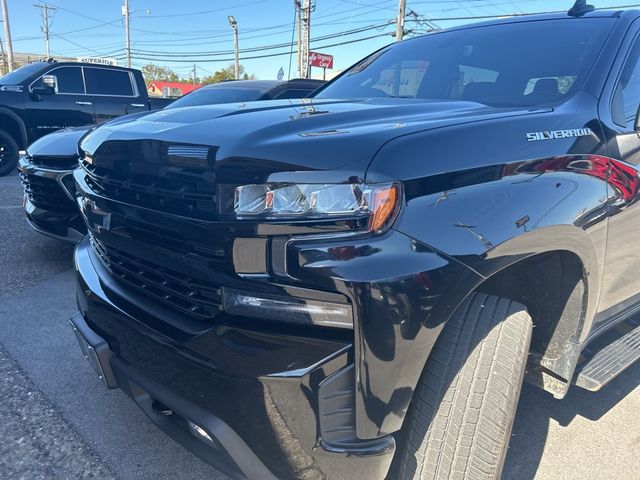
[80,159,218,219]
[20,172,77,212]
[90,236,223,321]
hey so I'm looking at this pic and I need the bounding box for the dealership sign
[77,57,118,66]
[308,51,334,69]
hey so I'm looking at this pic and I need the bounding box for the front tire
[0,129,19,177]
[396,293,532,480]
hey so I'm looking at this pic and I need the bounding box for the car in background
[0,60,175,177]
[18,78,326,242]
[164,79,326,107]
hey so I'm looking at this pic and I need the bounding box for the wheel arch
[0,107,28,149]
[459,226,600,397]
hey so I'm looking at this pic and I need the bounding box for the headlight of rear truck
[234,182,400,232]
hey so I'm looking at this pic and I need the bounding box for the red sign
[309,51,334,69]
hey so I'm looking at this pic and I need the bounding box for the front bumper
[18,156,85,243]
[73,236,397,479]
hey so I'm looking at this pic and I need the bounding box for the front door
[26,65,94,142]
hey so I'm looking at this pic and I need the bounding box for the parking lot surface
[1,171,638,479]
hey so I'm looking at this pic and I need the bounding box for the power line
[50,32,113,57]
[12,19,123,42]
[131,0,267,19]
[116,32,392,64]
[130,22,391,57]
[23,1,640,70]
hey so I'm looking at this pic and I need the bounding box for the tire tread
[397,293,532,480]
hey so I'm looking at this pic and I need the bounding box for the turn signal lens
[368,184,398,232]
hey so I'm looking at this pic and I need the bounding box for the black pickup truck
[0,60,173,176]
[68,3,640,480]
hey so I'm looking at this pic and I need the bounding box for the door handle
[131,103,146,107]
[75,101,92,105]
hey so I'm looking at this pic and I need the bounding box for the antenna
[568,0,595,17]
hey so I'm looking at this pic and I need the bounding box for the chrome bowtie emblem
[78,197,111,232]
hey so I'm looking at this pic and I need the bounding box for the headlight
[234,182,400,232]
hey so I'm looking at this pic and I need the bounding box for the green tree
[201,64,255,84]
[141,63,180,83]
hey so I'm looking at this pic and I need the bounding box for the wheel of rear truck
[0,129,19,177]
[395,293,532,480]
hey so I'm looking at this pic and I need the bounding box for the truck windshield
[316,18,616,107]
[0,62,47,85]
[165,86,269,109]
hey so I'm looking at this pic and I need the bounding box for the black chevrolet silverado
[0,60,174,176]
[69,3,640,480]
[18,79,325,242]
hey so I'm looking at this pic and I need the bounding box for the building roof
[147,81,202,94]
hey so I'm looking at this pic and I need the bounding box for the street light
[228,16,239,80]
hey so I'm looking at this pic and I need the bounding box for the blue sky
[6,0,640,80]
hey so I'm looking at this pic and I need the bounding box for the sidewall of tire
[0,129,20,177]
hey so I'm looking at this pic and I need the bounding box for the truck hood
[81,98,549,181]
[26,125,92,159]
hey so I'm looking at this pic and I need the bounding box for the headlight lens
[234,182,399,231]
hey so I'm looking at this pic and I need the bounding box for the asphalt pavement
[0,170,638,480]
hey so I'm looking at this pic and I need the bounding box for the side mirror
[31,74,57,95]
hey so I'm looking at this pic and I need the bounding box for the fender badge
[526,128,593,142]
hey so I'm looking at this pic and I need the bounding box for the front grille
[91,236,223,321]
[81,159,217,219]
[120,217,225,259]
[20,172,76,212]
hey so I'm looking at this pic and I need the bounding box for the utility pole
[396,0,406,41]
[295,0,301,78]
[228,16,239,80]
[0,34,7,75]
[300,0,311,79]
[192,64,197,87]
[34,3,56,58]
[123,0,131,67]
[1,0,14,71]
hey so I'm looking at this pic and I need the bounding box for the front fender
[289,229,485,440]
[391,159,609,342]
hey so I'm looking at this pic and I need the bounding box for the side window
[612,39,640,129]
[84,68,134,96]
[33,67,84,94]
